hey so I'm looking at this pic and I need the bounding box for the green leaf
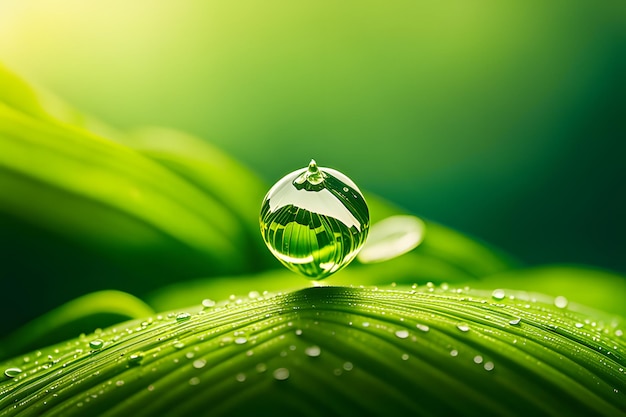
[0,291,154,361]
[1,285,624,416]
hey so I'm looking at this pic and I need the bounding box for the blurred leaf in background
[0,1,625,338]
[0,0,624,273]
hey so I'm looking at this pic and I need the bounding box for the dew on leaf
[201,299,216,308]
[176,312,191,322]
[234,337,248,345]
[305,345,322,357]
[509,318,521,325]
[193,359,206,369]
[473,355,483,364]
[395,329,410,339]
[189,377,200,386]
[416,324,430,332]
[457,323,470,332]
[89,339,104,350]
[484,361,495,371]
[491,289,506,300]
[128,352,143,364]
[343,362,354,371]
[450,349,459,357]
[554,296,568,309]
[273,368,290,381]
[236,373,246,382]
[4,367,22,378]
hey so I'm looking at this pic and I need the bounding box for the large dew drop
[4,367,22,378]
[260,160,370,279]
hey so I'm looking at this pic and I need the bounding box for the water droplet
[234,337,248,345]
[473,355,483,364]
[484,361,495,371]
[116,380,125,387]
[248,291,260,299]
[256,363,267,373]
[259,159,370,280]
[491,289,506,300]
[554,296,568,309]
[4,367,22,378]
[273,368,290,381]
[575,323,584,329]
[343,362,354,371]
[295,329,303,336]
[450,349,459,357]
[401,353,409,360]
[193,359,207,369]
[89,339,104,350]
[362,321,370,328]
[416,324,430,332]
[201,299,216,308]
[128,352,143,364]
[176,312,191,322]
[395,329,410,339]
[456,323,470,332]
[615,329,623,337]
[236,373,246,382]
[189,377,200,386]
[173,341,185,349]
[509,318,521,325]
[305,345,321,357]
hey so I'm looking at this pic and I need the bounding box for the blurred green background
[0,1,624,333]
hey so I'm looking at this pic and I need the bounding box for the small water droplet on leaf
[305,346,321,357]
[176,312,191,322]
[128,352,143,364]
[395,329,410,339]
[4,367,22,378]
[273,368,290,381]
[554,296,568,309]
[416,324,430,332]
[89,339,104,350]
[201,299,216,308]
[491,289,506,300]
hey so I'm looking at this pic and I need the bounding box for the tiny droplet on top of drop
[259,160,370,280]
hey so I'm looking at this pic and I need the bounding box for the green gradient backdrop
[0,0,624,274]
